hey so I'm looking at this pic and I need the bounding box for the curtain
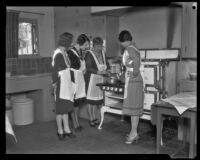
[6,11,19,58]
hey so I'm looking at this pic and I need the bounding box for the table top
[152,100,197,112]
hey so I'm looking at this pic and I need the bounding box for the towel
[161,92,196,115]
[71,68,86,99]
[59,69,76,102]
[6,114,17,142]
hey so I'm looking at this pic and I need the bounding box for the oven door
[143,90,159,111]
[143,65,158,87]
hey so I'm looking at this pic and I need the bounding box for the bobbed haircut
[76,34,90,46]
[118,30,132,42]
[58,32,73,48]
[93,37,103,46]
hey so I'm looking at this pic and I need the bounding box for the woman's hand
[97,70,107,75]
[52,83,57,96]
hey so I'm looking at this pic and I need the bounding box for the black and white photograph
[5,3,197,157]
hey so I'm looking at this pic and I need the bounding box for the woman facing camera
[118,30,144,144]
[84,37,110,127]
[67,34,90,132]
[52,32,76,140]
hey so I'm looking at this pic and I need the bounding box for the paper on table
[6,114,17,142]
[161,92,196,115]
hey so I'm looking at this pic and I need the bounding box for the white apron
[52,48,72,101]
[86,50,107,101]
[122,45,144,99]
[70,49,86,99]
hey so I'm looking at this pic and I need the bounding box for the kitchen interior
[5,4,197,157]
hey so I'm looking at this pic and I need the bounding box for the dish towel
[161,92,196,115]
[6,114,17,142]
[71,68,86,99]
[59,68,76,102]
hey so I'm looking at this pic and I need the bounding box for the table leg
[161,116,164,146]
[156,110,162,154]
[182,118,187,146]
[189,116,196,158]
[98,106,106,130]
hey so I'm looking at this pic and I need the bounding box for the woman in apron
[118,30,144,144]
[67,34,90,132]
[85,37,110,127]
[52,32,76,140]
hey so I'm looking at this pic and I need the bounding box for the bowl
[189,72,197,80]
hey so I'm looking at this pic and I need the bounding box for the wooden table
[151,100,196,158]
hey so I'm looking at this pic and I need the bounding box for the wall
[6,7,55,76]
[54,7,106,45]
[91,7,130,13]
[7,7,55,57]
[119,7,182,49]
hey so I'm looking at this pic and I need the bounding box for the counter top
[6,73,52,80]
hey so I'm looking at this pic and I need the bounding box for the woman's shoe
[126,133,130,138]
[57,132,65,141]
[125,135,139,144]
[64,132,76,138]
[93,119,100,125]
[89,120,96,127]
[77,125,83,131]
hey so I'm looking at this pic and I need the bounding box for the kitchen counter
[6,73,55,122]
[6,73,52,80]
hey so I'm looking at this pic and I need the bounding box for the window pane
[18,21,38,56]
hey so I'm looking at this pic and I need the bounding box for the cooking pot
[106,76,119,84]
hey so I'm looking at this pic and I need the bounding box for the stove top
[97,82,124,93]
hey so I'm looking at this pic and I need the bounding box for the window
[18,19,39,56]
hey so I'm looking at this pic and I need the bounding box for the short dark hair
[93,37,103,46]
[76,34,90,46]
[118,30,132,42]
[58,32,73,49]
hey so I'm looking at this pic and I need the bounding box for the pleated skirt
[123,81,144,116]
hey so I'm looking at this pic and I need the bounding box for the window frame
[18,18,40,58]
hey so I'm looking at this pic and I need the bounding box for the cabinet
[181,3,197,58]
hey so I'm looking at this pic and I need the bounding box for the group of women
[52,30,144,145]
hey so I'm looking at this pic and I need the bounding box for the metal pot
[107,76,119,84]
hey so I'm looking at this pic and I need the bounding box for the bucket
[12,98,34,125]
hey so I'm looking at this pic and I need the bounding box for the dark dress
[84,51,110,105]
[52,51,74,114]
[67,47,86,107]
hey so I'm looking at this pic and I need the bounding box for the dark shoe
[77,125,83,131]
[64,132,76,138]
[57,132,65,141]
[93,119,100,125]
[89,120,96,127]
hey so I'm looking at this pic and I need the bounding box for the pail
[12,98,34,125]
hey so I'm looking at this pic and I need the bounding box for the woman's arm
[127,47,140,77]
[85,52,98,74]
[52,53,67,84]
[68,50,80,70]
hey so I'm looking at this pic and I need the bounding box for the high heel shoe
[125,135,139,144]
[93,119,100,125]
[64,131,76,138]
[89,120,96,127]
[57,132,65,141]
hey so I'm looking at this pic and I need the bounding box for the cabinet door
[181,3,197,58]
